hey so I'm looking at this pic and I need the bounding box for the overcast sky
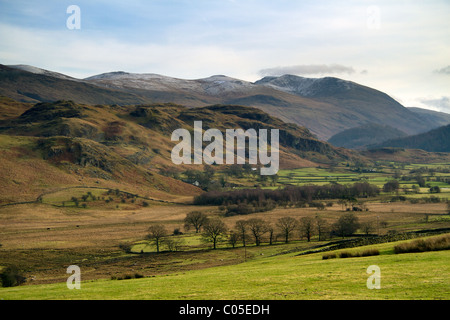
[0,0,449,112]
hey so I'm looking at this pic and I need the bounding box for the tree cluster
[194,183,380,208]
[145,211,364,253]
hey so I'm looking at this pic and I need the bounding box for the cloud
[258,64,356,77]
[0,22,250,79]
[433,66,450,75]
[418,96,450,113]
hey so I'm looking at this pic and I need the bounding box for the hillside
[0,98,364,204]
[88,72,438,140]
[361,147,450,163]
[327,123,408,149]
[3,64,448,141]
[371,124,450,152]
[0,65,151,105]
[408,107,450,128]
[254,75,437,138]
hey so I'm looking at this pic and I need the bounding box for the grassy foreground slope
[1,239,448,300]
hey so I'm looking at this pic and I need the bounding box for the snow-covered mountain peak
[255,74,355,97]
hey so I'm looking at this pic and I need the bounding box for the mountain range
[2,64,449,141]
[1,63,450,204]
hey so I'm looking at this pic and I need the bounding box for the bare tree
[184,211,208,233]
[146,224,167,253]
[235,220,249,247]
[315,215,329,241]
[165,237,185,252]
[299,216,315,242]
[360,221,375,235]
[276,217,298,243]
[267,223,275,245]
[337,199,347,211]
[202,218,227,249]
[247,218,268,246]
[228,231,239,248]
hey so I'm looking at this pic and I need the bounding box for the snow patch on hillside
[255,74,356,97]
[7,64,81,81]
[85,72,257,96]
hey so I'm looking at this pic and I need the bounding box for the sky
[0,0,449,113]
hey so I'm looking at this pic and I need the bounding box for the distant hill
[372,124,450,152]
[0,65,151,105]
[362,147,450,163]
[4,64,448,141]
[408,107,450,128]
[254,75,437,138]
[7,64,82,81]
[327,123,408,149]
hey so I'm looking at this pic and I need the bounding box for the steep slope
[328,123,408,150]
[408,107,450,128]
[255,75,435,138]
[0,100,204,203]
[372,124,450,152]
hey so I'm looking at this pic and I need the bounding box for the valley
[0,65,449,300]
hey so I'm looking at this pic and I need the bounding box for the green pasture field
[220,162,450,190]
[1,160,449,301]
[1,235,448,300]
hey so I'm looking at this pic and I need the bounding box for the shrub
[361,249,380,257]
[118,243,132,253]
[394,234,450,254]
[173,228,183,235]
[322,253,337,260]
[0,265,26,287]
[339,251,357,258]
[335,249,380,258]
[429,186,441,193]
[309,202,325,210]
[113,273,145,280]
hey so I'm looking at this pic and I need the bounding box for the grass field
[1,236,448,300]
[1,161,449,300]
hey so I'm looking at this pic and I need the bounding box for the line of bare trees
[144,211,362,252]
[194,182,380,207]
